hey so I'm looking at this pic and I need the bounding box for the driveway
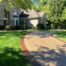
[24,31,66,66]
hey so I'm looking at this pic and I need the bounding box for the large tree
[33,0,65,29]
[3,0,32,10]
[49,0,64,28]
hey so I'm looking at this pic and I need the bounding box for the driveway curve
[24,31,66,66]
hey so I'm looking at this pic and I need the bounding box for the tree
[33,0,65,29]
[61,0,66,20]
[33,0,50,19]
[13,0,32,10]
[61,7,66,20]
[49,0,64,28]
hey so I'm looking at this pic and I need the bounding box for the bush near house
[0,25,5,30]
[5,25,14,30]
[37,23,45,29]
[14,26,25,30]
[5,25,25,30]
[60,20,66,29]
[0,25,26,30]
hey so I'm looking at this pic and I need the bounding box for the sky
[35,1,39,5]
[33,0,39,6]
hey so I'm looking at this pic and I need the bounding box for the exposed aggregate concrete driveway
[24,31,66,66]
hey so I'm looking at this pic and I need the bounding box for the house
[19,9,46,29]
[0,1,46,29]
[0,1,19,27]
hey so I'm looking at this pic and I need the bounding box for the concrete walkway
[24,31,66,66]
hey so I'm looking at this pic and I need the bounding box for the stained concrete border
[20,36,41,66]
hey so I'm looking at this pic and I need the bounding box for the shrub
[14,26,20,30]
[37,23,45,29]
[61,20,66,29]
[5,25,14,30]
[46,20,51,27]
[45,26,51,30]
[5,25,27,30]
[14,26,24,30]
[0,25,5,30]
[56,20,66,29]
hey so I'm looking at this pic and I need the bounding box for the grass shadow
[0,47,30,66]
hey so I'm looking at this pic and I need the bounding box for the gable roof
[19,9,45,18]
[19,12,29,18]
[39,12,45,17]
[28,9,40,18]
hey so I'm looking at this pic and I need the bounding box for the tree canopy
[0,0,33,10]
[33,0,65,29]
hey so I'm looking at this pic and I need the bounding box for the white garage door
[30,19,38,28]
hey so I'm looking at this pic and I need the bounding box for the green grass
[53,31,66,41]
[0,30,32,66]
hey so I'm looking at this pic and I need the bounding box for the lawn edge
[20,35,41,66]
[52,35,66,43]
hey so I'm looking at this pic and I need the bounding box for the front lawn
[53,31,66,41]
[0,30,32,66]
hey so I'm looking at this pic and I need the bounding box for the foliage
[33,0,66,29]
[58,20,66,29]
[0,25,5,30]
[62,20,66,29]
[33,0,51,19]
[0,0,2,2]
[2,0,33,9]
[49,0,64,28]
[5,25,28,30]
[37,23,45,29]
[0,0,33,11]
[61,7,66,20]
[13,0,33,10]
[54,31,66,41]
[5,25,13,30]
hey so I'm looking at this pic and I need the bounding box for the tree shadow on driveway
[27,31,55,38]
[28,44,66,66]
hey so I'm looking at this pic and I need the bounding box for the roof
[39,12,45,17]
[19,9,45,18]
[28,9,40,18]
[19,12,29,18]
